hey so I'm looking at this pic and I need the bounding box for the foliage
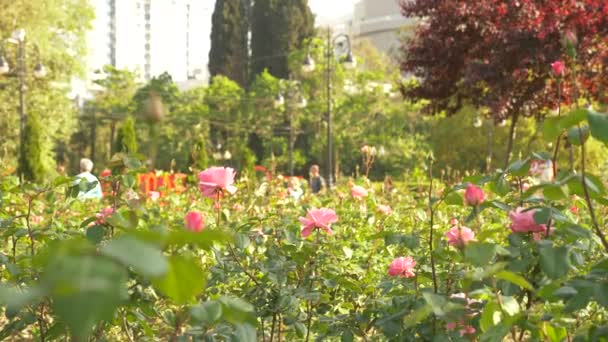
[2,100,608,339]
[114,116,138,154]
[19,112,46,182]
[0,0,94,176]
[208,0,250,86]
[251,0,315,79]
[399,0,608,117]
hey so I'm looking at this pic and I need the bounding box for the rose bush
[1,108,608,341]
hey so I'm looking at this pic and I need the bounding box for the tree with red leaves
[399,0,608,166]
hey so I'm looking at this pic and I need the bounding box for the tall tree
[208,0,250,86]
[20,112,45,182]
[0,0,94,179]
[251,0,314,79]
[399,0,608,165]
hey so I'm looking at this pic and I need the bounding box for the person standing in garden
[75,158,103,200]
[309,164,325,194]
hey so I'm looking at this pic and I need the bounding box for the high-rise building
[86,0,207,83]
[351,0,416,56]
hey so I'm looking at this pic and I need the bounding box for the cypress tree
[114,116,138,154]
[195,139,209,170]
[20,113,46,183]
[251,0,314,79]
[208,0,250,86]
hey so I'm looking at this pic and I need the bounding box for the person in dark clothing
[309,164,326,194]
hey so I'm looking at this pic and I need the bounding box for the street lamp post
[0,29,47,182]
[302,28,356,190]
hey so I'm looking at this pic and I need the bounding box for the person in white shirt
[75,158,103,200]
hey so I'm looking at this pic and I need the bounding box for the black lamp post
[302,28,356,189]
[0,28,47,182]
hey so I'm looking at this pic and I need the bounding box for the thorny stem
[25,196,35,257]
[578,125,608,251]
[305,232,321,342]
[37,303,46,341]
[270,313,277,342]
[428,160,438,294]
[227,244,260,286]
[551,81,562,178]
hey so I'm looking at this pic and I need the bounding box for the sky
[309,0,358,22]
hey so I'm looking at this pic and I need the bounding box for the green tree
[114,116,138,154]
[83,66,138,164]
[208,0,250,86]
[251,0,314,79]
[20,112,46,182]
[0,0,94,178]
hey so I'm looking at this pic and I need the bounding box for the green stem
[578,125,608,251]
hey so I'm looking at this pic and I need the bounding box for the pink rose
[30,215,44,225]
[450,218,459,226]
[509,207,547,233]
[551,60,566,77]
[388,256,416,278]
[464,184,485,206]
[184,211,205,232]
[148,191,160,202]
[198,167,237,199]
[445,226,475,247]
[100,169,112,179]
[351,185,368,200]
[570,205,578,215]
[298,208,338,238]
[377,204,392,215]
[459,325,476,337]
[96,207,115,225]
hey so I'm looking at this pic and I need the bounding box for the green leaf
[190,300,223,324]
[587,109,608,143]
[46,256,127,340]
[500,296,520,316]
[543,184,569,201]
[543,117,561,142]
[403,305,432,328]
[567,126,589,146]
[480,321,512,342]
[234,233,251,250]
[234,323,256,342]
[594,282,608,308]
[539,245,571,279]
[294,322,307,338]
[444,191,463,206]
[85,225,106,245]
[560,108,588,130]
[105,209,138,230]
[495,271,534,291]
[464,242,496,266]
[341,330,354,342]
[533,208,551,225]
[0,285,44,315]
[507,159,530,177]
[480,301,501,332]
[101,235,168,277]
[542,322,568,342]
[218,296,256,325]
[152,256,206,304]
